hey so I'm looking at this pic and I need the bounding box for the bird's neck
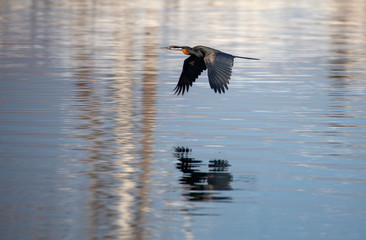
[189,48,204,58]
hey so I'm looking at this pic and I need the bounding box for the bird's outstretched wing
[204,51,234,93]
[174,55,206,95]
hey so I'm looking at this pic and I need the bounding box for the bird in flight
[161,45,259,95]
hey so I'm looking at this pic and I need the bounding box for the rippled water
[1,0,366,239]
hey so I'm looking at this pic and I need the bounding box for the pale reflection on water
[1,0,366,239]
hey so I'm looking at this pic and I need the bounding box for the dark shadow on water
[174,147,233,202]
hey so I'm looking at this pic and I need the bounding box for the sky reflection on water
[1,0,366,239]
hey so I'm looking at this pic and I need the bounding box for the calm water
[1,0,366,239]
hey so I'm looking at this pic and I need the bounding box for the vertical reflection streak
[112,8,139,240]
[70,4,116,238]
[326,0,366,121]
[106,3,160,240]
[70,1,144,239]
[135,7,159,240]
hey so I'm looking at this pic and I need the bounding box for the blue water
[1,0,366,239]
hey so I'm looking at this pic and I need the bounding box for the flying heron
[161,45,259,95]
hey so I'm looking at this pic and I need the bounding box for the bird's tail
[234,56,260,60]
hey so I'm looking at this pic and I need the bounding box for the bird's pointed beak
[160,46,184,51]
[160,46,189,55]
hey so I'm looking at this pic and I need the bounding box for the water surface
[1,0,366,239]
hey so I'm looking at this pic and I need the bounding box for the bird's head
[160,46,192,55]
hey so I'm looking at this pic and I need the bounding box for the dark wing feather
[174,55,206,95]
[204,51,234,94]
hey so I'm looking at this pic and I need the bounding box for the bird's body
[161,45,259,95]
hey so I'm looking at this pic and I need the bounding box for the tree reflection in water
[174,147,233,202]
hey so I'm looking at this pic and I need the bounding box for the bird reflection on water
[174,147,233,202]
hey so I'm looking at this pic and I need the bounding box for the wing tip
[174,85,189,95]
